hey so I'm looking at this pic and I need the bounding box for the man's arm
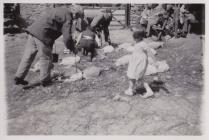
[103,25,110,43]
[90,14,104,29]
[103,17,112,44]
[62,20,76,53]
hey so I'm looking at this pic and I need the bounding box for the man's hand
[73,47,79,55]
[107,39,111,45]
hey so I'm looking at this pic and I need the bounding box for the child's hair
[132,28,145,40]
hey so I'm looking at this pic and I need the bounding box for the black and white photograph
[1,0,207,136]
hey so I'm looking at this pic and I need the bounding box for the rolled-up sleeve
[62,19,75,51]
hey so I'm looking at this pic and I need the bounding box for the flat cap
[70,4,84,15]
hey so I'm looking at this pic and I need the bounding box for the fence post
[174,4,180,38]
[125,4,130,27]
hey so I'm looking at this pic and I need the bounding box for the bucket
[52,53,59,63]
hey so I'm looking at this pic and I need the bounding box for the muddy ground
[5,29,203,135]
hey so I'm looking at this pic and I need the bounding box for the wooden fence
[82,4,144,28]
[82,4,134,28]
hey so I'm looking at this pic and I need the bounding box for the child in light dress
[125,29,154,98]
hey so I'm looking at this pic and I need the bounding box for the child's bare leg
[140,82,154,98]
[125,79,136,96]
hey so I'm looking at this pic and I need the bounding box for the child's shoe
[124,89,134,96]
[141,82,154,98]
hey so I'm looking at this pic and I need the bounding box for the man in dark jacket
[14,5,84,86]
[85,8,112,46]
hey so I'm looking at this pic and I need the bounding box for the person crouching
[75,27,99,61]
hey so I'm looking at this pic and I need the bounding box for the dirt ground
[5,29,203,135]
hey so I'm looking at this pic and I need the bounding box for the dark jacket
[27,7,75,50]
[76,28,98,50]
[81,28,96,40]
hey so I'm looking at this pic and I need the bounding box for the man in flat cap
[85,8,113,46]
[14,5,84,86]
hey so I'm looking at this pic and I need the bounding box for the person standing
[125,28,154,98]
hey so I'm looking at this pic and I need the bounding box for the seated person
[179,4,197,37]
[150,12,170,40]
[145,4,166,37]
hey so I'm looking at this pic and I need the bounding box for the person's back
[85,11,112,31]
[84,10,103,24]
[85,10,109,24]
[27,7,73,46]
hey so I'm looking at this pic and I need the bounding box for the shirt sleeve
[62,12,75,51]
[90,14,104,29]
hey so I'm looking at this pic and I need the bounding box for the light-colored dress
[127,42,148,80]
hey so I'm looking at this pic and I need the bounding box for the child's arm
[115,55,131,66]
[143,46,157,65]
